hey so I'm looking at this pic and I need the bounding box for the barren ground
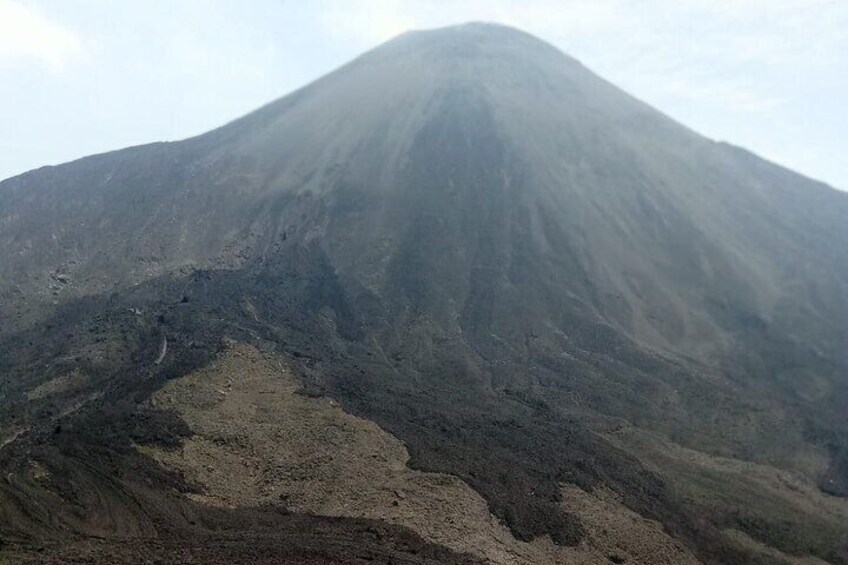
[145,343,701,565]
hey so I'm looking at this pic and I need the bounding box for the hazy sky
[2,0,846,190]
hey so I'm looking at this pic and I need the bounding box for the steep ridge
[1,22,847,563]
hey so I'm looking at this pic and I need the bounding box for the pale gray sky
[1,0,846,190]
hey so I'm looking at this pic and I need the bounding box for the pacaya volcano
[1,22,846,565]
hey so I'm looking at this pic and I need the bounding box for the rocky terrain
[1,22,847,564]
[143,342,699,564]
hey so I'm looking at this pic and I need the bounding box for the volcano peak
[2,21,847,565]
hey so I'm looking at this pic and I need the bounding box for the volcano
[1,23,847,564]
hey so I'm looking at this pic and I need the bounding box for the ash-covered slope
[3,24,846,362]
[1,23,847,564]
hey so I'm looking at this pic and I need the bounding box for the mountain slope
[1,23,847,564]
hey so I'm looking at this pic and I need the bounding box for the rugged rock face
[1,22,847,564]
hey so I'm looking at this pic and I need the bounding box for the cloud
[659,78,785,114]
[0,0,83,71]
[317,0,632,46]
[319,0,418,45]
